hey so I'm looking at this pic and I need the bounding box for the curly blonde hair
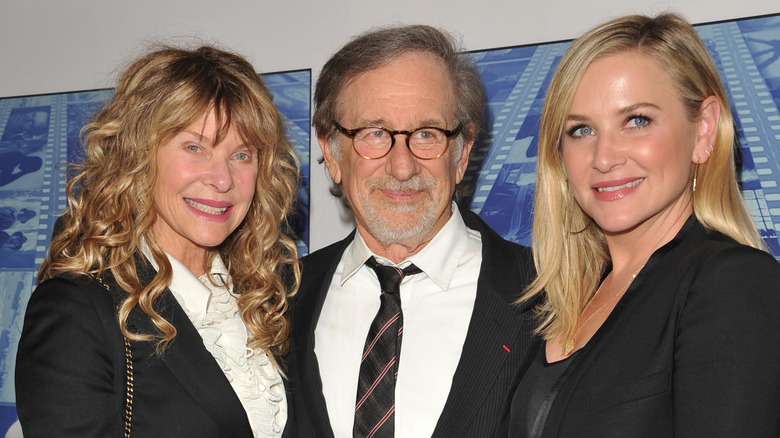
[524,13,764,342]
[38,45,301,364]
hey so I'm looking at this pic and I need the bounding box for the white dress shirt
[141,243,286,437]
[315,204,483,437]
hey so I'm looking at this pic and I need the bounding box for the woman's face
[152,110,258,266]
[561,52,708,240]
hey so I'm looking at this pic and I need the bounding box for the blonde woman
[504,13,780,437]
[16,46,300,438]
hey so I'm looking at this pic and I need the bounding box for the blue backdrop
[2,12,780,435]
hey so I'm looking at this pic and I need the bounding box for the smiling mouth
[596,178,644,192]
[185,199,228,215]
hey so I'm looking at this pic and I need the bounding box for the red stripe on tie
[503,345,511,353]
[361,313,401,361]
[356,359,396,410]
[366,405,395,438]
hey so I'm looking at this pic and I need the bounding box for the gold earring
[693,163,699,192]
[705,144,713,157]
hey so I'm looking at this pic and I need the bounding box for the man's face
[320,51,472,256]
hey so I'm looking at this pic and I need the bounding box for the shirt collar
[139,239,229,315]
[340,202,471,291]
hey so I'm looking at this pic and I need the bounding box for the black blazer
[504,218,780,437]
[287,210,536,437]
[15,261,257,437]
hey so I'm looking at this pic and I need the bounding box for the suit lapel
[431,283,526,436]
[109,258,253,437]
[291,232,354,437]
[432,211,535,436]
[158,294,253,436]
[294,268,336,435]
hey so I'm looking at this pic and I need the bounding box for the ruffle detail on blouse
[191,270,286,437]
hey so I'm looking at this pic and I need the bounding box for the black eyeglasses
[333,120,462,160]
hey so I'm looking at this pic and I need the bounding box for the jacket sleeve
[674,247,780,436]
[16,277,124,437]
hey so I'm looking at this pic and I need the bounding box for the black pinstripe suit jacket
[286,209,537,437]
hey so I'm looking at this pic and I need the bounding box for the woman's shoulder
[678,229,780,309]
[31,273,118,313]
[695,228,780,275]
[21,274,127,358]
[36,272,107,292]
[651,222,780,310]
[669,220,778,272]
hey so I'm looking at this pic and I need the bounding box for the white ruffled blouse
[141,245,287,437]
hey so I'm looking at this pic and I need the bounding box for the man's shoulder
[459,208,536,298]
[297,231,355,292]
[301,232,354,269]
[292,233,354,314]
[460,208,530,253]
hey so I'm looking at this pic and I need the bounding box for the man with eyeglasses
[287,24,536,438]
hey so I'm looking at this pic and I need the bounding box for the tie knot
[365,257,422,295]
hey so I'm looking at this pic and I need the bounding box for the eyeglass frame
[332,120,463,160]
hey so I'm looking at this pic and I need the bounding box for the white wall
[2,0,777,251]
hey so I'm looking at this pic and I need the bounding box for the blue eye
[356,128,390,146]
[566,125,594,138]
[234,152,251,161]
[627,115,650,128]
[366,129,386,138]
[186,144,200,152]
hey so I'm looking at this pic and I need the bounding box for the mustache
[365,174,435,192]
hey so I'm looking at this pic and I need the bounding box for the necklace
[562,266,643,356]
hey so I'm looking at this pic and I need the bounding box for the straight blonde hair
[525,13,764,341]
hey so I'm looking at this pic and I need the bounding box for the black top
[509,343,578,437]
[501,217,780,437]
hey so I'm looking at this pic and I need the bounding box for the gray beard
[359,174,439,248]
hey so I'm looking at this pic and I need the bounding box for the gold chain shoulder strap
[92,274,134,438]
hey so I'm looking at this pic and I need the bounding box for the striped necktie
[353,256,422,438]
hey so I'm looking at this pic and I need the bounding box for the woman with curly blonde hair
[16,45,300,438]
[503,13,780,437]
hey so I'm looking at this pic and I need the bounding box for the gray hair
[313,24,485,199]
